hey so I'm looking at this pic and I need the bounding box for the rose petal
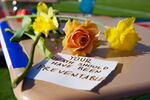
[72,29,90,47]
[84,20,99,35]
[64,20,72,36]
[64,20,80,36]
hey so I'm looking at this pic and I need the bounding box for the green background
[54,0,150,18]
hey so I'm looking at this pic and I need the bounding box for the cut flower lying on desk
[104,17,141,51]
[5,2,141,88]
[62,20,100,56]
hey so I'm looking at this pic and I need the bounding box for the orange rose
[62,20,100,56]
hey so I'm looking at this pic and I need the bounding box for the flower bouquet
[5,2,141,88]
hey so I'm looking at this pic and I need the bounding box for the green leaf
[25,33,53,58]
[5,28,15,34]
[5,26,53,58]
[10,16,32,42]
[21,16,32,28]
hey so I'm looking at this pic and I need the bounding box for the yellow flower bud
[37,2,48,14]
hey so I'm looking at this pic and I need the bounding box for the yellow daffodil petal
[48,19,57,31]
[32,15,56,37]
[48,7,55,17]
[52,16,59,29]
[117,17,135,32]
[119,28,141,50]
[37,2,48,14]
[34,3,59,37]
[39,12,50,21]
[104,17,141,51]
[39,12,58,29]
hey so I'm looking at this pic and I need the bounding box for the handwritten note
[27,53,118,90]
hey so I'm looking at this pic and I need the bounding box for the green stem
[6,15,37,19]
[6,15,86,20]
[12,33,41,88]
[6,15,105,28]
[5,28,16,34]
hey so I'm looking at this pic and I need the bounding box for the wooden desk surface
[2,16,150,100]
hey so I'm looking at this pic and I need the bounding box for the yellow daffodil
[32,15,56,37]
[33,2,58,37]
[48,7,57,17]
[104,17,141,51]
[37,2,56,17]
[40,12,58,29]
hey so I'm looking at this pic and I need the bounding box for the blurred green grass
[0,55,16,100]
[53,0,150,18]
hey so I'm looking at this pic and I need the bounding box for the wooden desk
[1,16,150,100]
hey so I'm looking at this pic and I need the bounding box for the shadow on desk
[90,42,150,58]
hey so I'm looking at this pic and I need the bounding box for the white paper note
[27,53,118,90]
